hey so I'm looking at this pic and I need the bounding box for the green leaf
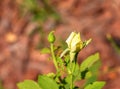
[84,71,92,79]
[64,75,71,89]
[89,60,101,76]
[40,48,50,54]
[84,81,106,89]
[72,63,81,81]
[83,60,102,87]
[80,53,99,72]
[84,76,97,87]
[38,75,59,89]
[17,80,41,89]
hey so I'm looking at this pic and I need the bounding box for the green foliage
[40,47,50,54]
[84,81,106,89]
[80,53,99,72]
[17,80,41,89]
[38,75,59,89]
[17,31,106,89]
[20,0,60,23]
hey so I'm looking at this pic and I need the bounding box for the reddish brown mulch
[0,0,120,89]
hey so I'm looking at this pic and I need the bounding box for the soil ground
[0,0,120,89]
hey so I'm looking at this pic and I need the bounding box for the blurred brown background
[0,0,120,89]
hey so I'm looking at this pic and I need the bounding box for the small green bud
[48,31,56,43]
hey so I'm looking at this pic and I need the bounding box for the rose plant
[17,31,105,89]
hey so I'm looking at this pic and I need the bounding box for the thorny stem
[70,73,73,89]
[70,52,78,89]
[50,43,58,72]
[70,61,76,89]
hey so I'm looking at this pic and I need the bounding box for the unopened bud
[48,31,56,43]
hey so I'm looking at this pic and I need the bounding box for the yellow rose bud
[66,32,76,48]
[66,32,83,53]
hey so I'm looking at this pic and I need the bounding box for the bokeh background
[0,0,120,89]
